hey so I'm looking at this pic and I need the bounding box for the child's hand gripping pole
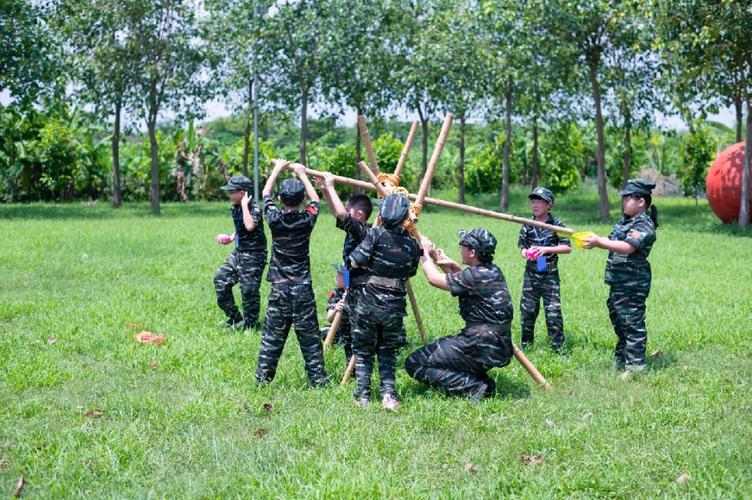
[323,290,348,351]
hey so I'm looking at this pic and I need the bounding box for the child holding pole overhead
[582,179,658,375]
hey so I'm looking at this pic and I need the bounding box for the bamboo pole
[341,355,356,385]
[394,120,419,179]
[405,280,426,344]
[357,115,380,174]
[323,291,347,351]
[415,114,453,209]
[512,343,552,389]
[288,166,574,236]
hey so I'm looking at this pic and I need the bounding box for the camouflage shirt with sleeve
[605,211,656,285]
[231,202,266,252]
[446,264,514,326]
[263,195,318,284]
[336,214,370,283]
[349,226,421,318]
[517,214,570,267]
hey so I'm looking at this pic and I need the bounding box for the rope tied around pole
[376,172,400,189]
[403,217,420,237]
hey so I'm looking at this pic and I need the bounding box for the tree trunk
[499,78,513,212]
[299,85,309,164]
[242,77,253,177]
[739,94,751,230]
[622,105,632,189]
[589,64,609,221]
[417,104,429,179]
[734,86,743,143]
[530,113,539,189]
[111,99,122,208]
[148,116,160,215]
[457,113,466,204]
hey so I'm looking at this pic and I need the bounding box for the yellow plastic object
[572,231,594,248]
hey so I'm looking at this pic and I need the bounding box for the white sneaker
[354,397,370,408]
[382,394,399,411]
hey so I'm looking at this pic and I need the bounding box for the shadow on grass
[647,351,678,371]
[399,372,530,402]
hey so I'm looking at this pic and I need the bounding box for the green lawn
[1,189,751,497]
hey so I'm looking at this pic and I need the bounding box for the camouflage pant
[608,280,650,370]
[520,268,564,350]
[351,310,404,401]
[405,326,512,400]
[214,249,266,325]
[256,283,329,386]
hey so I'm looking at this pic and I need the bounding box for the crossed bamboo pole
[297,115,553,389]
[338,115,448,385]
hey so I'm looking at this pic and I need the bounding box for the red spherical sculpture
[706,142,745,223]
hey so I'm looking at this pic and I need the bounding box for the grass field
[1,188,751,497]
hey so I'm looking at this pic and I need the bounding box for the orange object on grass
[135,331,165,345]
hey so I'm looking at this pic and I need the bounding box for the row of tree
[2,0,751,227]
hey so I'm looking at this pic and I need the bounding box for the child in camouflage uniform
[255,160,328,387]
[348,194,421,410]
[582,179,658,375]
[213,175,267,330]
[407,228,514,401]
[517,187,571,351]
[317,173,374,361]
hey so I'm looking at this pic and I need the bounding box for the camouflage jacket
[231,203,266,252]
[605,211,656,285]
[517,214,570,268]
[263,195,319,284]
[336,214,370,284]
[446,264,514,326]
[349,226,420,317]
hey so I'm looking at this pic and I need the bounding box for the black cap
[528,186,555,204]
[619,178,656,197]
[457,228,497,259]
[279,178,305,205]
[379,193,411,227]
[221,175,253,193]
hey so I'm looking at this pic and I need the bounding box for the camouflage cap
[221,175,253,193]
[619,178,656,197]
[279,178,305,205]
[529,186,555,205]
[457,228,497,259]
[379,193,411,227]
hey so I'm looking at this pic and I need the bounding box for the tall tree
[127,0,208,215]
[1,0,59,103]
[260,0,332,165]
[204,0,272,177]
[541,0,639,221]
[58,0,141,208]
[322,0,394,167]
[482,0,526,211]
[391,0,446,178]
[654,0,752,229]
[434,4,486,203]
